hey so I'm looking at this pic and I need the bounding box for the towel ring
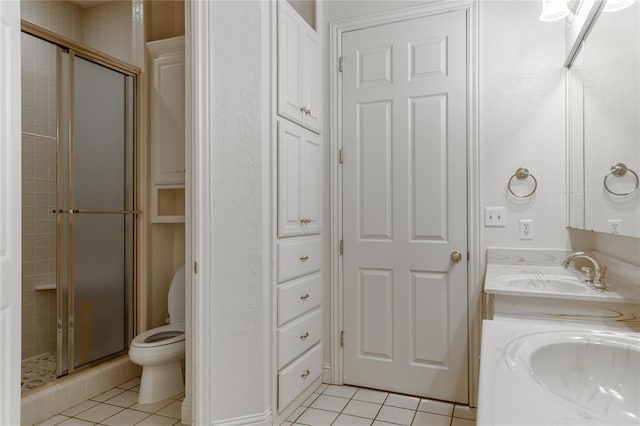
[508,167,537,199]
[603,163,639,196]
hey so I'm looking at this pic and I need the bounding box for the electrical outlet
[608,219,623,235]
[519,219,534,240]
[485,207,506,227]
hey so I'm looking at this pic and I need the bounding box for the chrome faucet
[561,251,607,290]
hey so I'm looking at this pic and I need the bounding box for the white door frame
[0,0,22,423]
[329,0,481,406]
[189,1,214,423]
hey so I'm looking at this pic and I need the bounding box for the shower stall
[21,25,137,392]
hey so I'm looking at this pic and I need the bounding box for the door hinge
[338,57,344,72]
[340,331,344,347]
[339,239,344,255]
[193,261,198,274]
[339,148,344,164]
[467,252,470,261]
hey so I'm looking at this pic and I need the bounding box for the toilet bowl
[129,265,185,404]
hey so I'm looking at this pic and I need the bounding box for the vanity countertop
[484,248,640,304]
[484,263,640,304]
[477,317,640,426]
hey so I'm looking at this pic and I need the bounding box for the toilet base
[138,360,184,404]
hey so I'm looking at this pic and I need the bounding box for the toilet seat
[131,323,185,349]
[129,265,186,404]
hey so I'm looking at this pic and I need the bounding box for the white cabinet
[148,36,185,186]
[148,36,185,223]
[278,1,321,133]
[278,120,321,237]
[274,2,323,418]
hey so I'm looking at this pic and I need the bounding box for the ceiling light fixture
[603,0,637,12]
[540,0,571,21]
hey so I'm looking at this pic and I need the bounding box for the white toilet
[129,265,186,404]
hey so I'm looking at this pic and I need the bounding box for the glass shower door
[65,55,135,370]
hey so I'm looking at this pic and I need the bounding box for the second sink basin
[506,331,640,424]
[496,274,589,293]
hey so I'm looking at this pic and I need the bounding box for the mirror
[568,0,640,238]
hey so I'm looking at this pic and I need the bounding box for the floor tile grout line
[87,404,151,426]
[328,385,358,425]
[372,391,390,424]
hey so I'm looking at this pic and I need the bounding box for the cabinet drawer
[277,273,322,326]
[278,343,322,410]
[278,308,322,369]
[277,238,321,283]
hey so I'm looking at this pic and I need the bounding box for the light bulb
[540,0,571,22]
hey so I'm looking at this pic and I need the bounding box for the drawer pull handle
[300,293,310,301]
[300,256,309,262]
[301,369,310,379]
[300,331,309,340]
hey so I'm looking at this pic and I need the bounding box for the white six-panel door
[0,0,22,423]
[342,10,469,403]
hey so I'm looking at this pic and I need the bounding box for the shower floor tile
[22,352,57,392]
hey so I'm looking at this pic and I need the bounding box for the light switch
[485,207,506,227]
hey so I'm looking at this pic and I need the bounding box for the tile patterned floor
[35,378,186,426]
[22,352,57,392]
[36,381,475,426]
[282,384,477,426]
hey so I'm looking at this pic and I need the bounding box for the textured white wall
[479,1,569,252]
[321,0,571,374]
[206,1,271,422]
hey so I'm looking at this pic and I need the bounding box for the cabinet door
[152,52,185,184]
[302,29,321,134]
[301,131,321,234]
[278,121,303,237]
[278,3,303,125]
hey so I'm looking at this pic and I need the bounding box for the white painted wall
[193,1,272,422]
[479,1,569,253]
[321,0,571,377]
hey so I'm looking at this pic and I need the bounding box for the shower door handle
[53,209,142,214]
[71,209,142,214]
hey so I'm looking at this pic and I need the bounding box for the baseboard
[181,398,193,425]
[212,408,272,426]
[322,362,332,384]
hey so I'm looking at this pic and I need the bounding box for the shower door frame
[21,20,142,378]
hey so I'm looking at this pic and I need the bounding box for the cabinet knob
[300,331,309,340]
[300,293,309,301]
[300,256,309,262]
[301,369,310,379]
[305,108,311,116]
[300,106,308,114]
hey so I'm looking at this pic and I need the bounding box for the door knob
[450,251,463,263]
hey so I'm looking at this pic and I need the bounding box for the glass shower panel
[71,56,130,368]
[72,215,125,366]
[73,57,125,211]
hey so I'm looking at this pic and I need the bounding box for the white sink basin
[507,331,640,423]
[497,275,588,293]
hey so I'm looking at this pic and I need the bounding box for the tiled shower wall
[20,6,79,358]
[82,1,137,65]
[20,0,136,361]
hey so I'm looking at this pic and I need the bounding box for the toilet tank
[167,265,186,323]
